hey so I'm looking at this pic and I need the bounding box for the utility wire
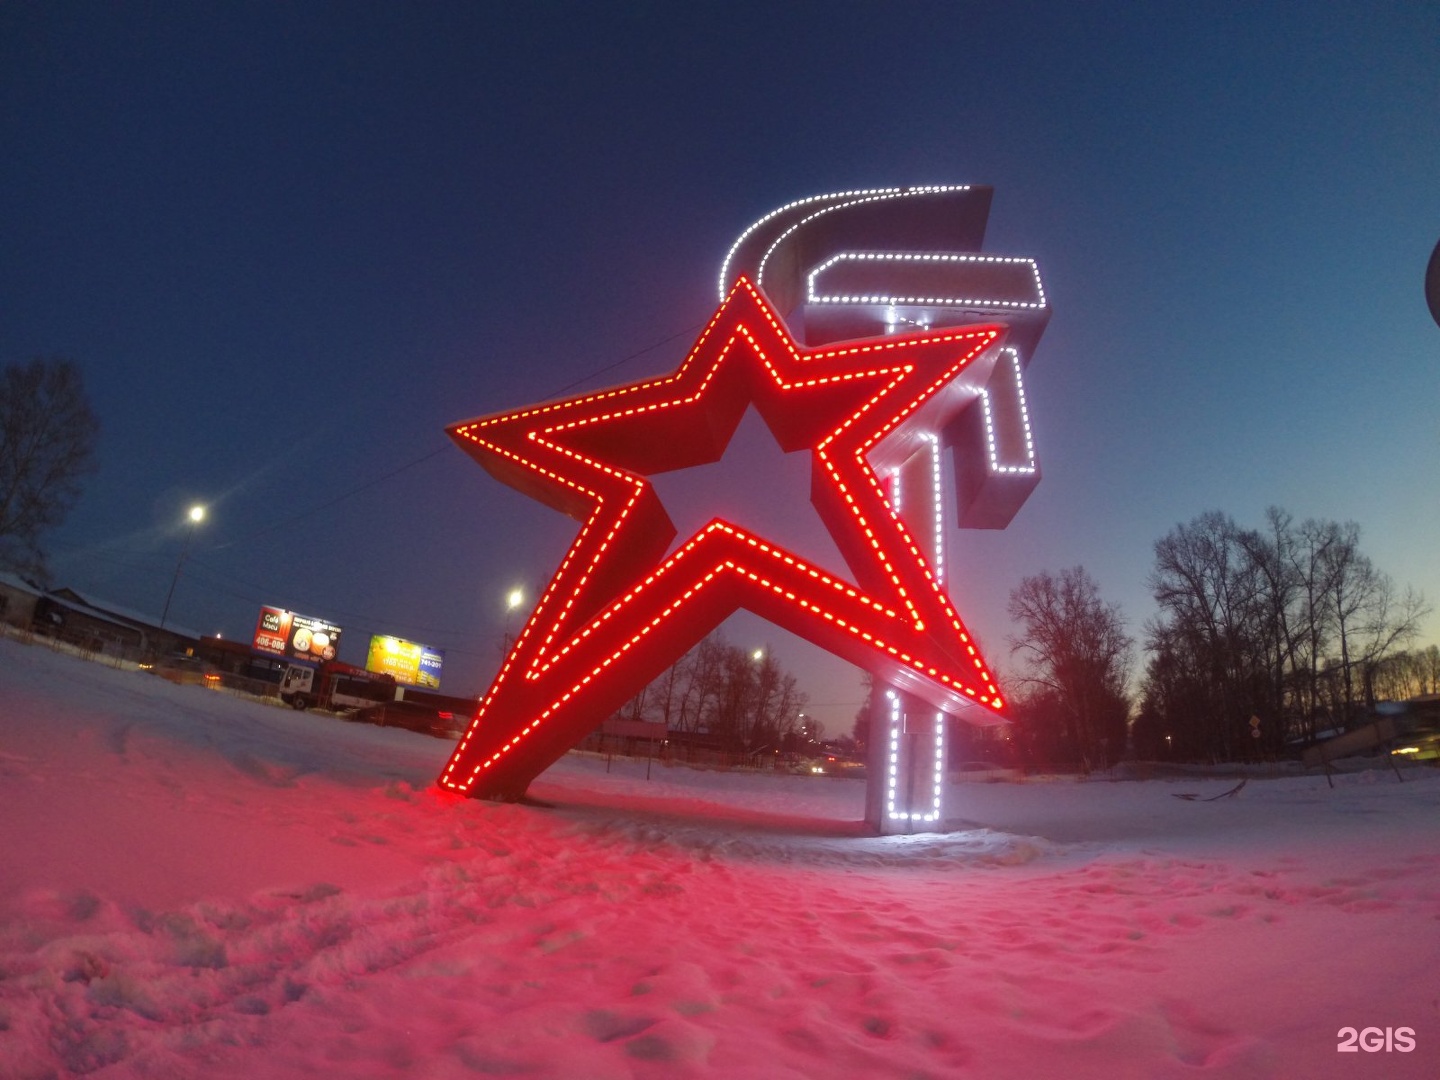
[545,322,702,397]
[210,321,703,550]
[215,447,449,547]
[95,320,708,640]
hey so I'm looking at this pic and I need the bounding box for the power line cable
[215,446,449,547]
[210,321,703,549]
[545,322,702,397]
[185,557,490,645]
[164,320,707,659]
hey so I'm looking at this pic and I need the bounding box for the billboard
[252,606,344,662]
[365,635,444,688]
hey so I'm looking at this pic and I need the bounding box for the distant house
[32,587,199,661]
[0,571,44,630]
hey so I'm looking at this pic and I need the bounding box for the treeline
[1369,644,1440,701]
[610,633,813,754]
[1134,508,1428,761]
[1005,507,1430,767]
[612,508,1429,770]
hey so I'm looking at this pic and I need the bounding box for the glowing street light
[160,504,206,630]
[500,586,526,656]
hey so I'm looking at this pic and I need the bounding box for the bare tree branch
[0,357,99,580]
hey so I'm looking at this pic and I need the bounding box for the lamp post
[160,504,205,630]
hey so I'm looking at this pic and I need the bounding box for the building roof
[45,587,202,641]
[0,570,45,596]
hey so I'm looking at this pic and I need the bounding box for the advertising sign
[252,606,344,661]
[365,635,444,688]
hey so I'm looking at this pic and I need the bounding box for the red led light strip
[442,277,1005,799]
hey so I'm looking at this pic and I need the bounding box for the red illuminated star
[442,277,1006,799]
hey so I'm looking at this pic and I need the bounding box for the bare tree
[1288,517,1344,740]
[1144,512,1263,759]
[610,632,808,756]
[1142,509,1430,756]
[0,357,99,579]
[1370,645,1440,701]
[1319,522,1370,726]
[1316,523,1430,723]
[1351,578,1430,710]
[851,671,875,750]
[1236,507,1302,733]
[1008,566,1133,769]
[1420,645,1440,696]
[673,635,726,732]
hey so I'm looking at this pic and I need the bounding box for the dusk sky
[4,3,1437,736]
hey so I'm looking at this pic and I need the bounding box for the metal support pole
[865,688,948,835]
[159,522,198,630]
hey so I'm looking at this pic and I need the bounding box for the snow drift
[1,635,1437,1078]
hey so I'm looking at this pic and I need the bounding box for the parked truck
[278,660,395,712]
[277,658,473,738]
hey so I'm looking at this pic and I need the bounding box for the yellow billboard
[365,635,444,688]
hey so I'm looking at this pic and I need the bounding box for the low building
[32,587,199,661]
[0,571,44,630]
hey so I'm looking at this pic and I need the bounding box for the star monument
[442,187,1051,832]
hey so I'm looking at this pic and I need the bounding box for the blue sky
[3,2,1437,735]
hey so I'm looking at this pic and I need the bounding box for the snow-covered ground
[2,635,1437,1079]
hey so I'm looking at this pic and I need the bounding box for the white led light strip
[883,692,946,824]
[922,433,944,586]
[806,252,1047,310]
[929,715,945,822]
[981,348,1037,475]
[889,434,946,587]
[719,187,974,301]
[885,690,902,820]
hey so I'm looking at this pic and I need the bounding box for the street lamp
[501,586,525,656]
[160,504,205,629]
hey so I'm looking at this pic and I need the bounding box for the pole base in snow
[865,687,949,835]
